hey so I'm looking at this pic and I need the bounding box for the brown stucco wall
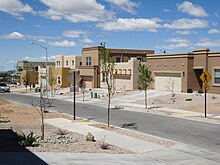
[208,54,220,94]
[147,55,189,92]
[187,58,201,91]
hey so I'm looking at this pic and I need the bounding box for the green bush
[17,132,40,147]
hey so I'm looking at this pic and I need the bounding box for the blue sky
[0,0,220,71]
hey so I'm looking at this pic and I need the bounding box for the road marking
[173,113,188,117]
[80,122,91,125]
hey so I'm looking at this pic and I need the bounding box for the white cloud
[163,9,170,13]
[166,37,190,43]
[1,32,24,39]
[80,37,93,43]
[208,29,220,34]
[49,40,77,47]
[164,18,208,29]
[97,18,162,31]
[23,55,55,61]
[195,38,220,47]
[0,0,33,20]
[156,37,191,50]
[37,39,47,43]
[157,37,220,50]
[177,1,208,17]
[176,30,191,35]
[106,0,139,14]
[63,30,86,38]
[39,0,109,22]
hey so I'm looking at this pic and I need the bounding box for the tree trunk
[107,92,111,127]
[83,92,84,102]
[145,89,147,109]
[41,115,44,140]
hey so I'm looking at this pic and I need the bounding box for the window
[102,73,108,82]
[79,62,82,66]
[137,57,143,62]
[66,61,68,66]
[86,57,92,65]
[72,60,74,66]
[56,61,60,66]
[116,57,121,63]
[57,76,61,85]
[214,69,220,84]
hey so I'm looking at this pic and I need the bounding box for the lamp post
[30,42,48,97]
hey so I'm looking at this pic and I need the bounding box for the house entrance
[194,69,203,90]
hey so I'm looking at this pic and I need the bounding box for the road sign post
[200,70,212,118]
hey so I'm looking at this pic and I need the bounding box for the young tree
[22,74,31,93]
[99,46,115,127]
[49,74,56,97]
[137,63,154,109]
[29,82,52,140]
[167,78,176,102]
[78,79,86,101]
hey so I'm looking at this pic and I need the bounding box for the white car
[0,82,10,92]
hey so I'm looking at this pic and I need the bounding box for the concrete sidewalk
[43,118,220,165]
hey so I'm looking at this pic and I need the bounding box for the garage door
[154,72,182,92]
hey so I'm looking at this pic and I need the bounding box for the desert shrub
[17,132,40,147]
[187,88,193,93]
[99,136,110,150]
[185,98,192,101]
[55,129,68,135]
[198,89,203,94]
[212,96,217,99]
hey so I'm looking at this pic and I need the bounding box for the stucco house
[147,48,220,94]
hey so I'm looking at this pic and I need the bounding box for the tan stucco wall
[55,55,82,69]
[100,58,141,91]
[20,70,38,85]
[82,47,99,66]
[52,67,71,88]
[80,46,154,89]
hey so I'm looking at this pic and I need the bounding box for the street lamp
[30,42,48,97]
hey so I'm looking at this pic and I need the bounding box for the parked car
[0,82,10,92]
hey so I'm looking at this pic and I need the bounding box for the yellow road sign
[202,85,209,91]
[200,70,212,85]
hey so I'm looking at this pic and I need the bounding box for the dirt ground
[0,98,131,153]
[134,92,220,114]
[0,98,72,125]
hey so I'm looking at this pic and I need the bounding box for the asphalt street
[1,93,220,154]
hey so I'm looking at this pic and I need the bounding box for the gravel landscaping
[0,98,133,154]
[134,92,220,114]
[15,128,133,154]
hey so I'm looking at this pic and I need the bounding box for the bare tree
[22,74,31,93]
[49,74,56,97]
[167,78,176,102]
[29,82,54,140]
[78,79,86,101]
[137,63,154,109]
[99,45,115,127]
